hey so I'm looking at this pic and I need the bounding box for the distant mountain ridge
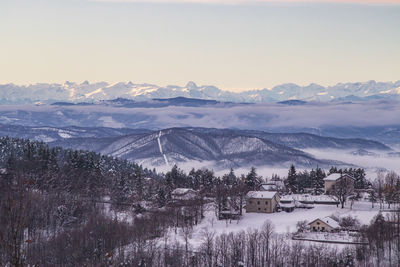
[48,128,340,168]
[1,80,399,104]
[188,128,391,151]
[0,124,389,152]
[51,97,233,108]
[0,124,392,169]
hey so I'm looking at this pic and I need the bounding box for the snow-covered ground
[167,200,384,249]
[294,231,364,244]
[101,196,134,223]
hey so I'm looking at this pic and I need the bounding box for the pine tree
[223,168,236,186]
[134,167,143,199]
[165,165,186,188]
[156,187,166,207]
[286,164,298,193]
[297,170,310,193]
[200,169,215,189]
[244,167,260,190]
[329,166,338,174]
[313,167,326,194]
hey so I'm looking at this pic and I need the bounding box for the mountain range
[0,97,399,146]
[1,80,399,104]
[0,124,391,169]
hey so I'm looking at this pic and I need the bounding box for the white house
[246,191,280,213]
[308,216,340,232]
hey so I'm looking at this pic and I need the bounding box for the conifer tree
[245,167,260,190]
[286,164,298,193]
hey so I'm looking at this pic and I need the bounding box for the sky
[1,0,399,91]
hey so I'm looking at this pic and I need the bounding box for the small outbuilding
[308,216,340,232]
[279,201,295,212]
[246,191,280,213]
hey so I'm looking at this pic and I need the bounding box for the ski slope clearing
[157,130,170,167]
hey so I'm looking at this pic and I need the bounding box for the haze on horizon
[1,0,399,91]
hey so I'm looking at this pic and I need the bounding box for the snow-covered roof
[323,173,342,181]
[171,188,197,195]
[309,216,340,229]
[323,173,355,181]
[246,191,278,199]
[260,184,276,191]
[280,194,337,202]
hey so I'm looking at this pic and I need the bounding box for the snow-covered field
[167,201,383,249]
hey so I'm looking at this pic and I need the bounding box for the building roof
[246,191,278,199]
[171,188,197,195]
[259,184,276,191]
[323,173,355,181]
[309,216,340,229]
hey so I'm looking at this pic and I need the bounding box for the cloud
[304,149,400,174]
[93,0,400,5]
[1,100,399,132]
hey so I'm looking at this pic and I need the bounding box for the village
[166,171,390,248]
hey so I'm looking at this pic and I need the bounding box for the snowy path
[157,131,169,167]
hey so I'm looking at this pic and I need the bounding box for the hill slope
[49,128,351,168]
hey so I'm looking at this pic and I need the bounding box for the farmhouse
[323,173,355,194]
[171,188,198,201]
[309,216,340,232]
[246,191,280,213]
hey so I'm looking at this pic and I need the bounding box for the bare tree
[200,228,215,267]
[330,175,355,209]
[261,220,275,267]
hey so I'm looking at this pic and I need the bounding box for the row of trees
[286,165,326,194]
[368,171,400,209]
[285,165,370,195]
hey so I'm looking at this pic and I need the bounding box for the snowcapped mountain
[0,80,399,104]
[49,128,339,168]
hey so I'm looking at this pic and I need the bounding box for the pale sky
[1,0,399,91]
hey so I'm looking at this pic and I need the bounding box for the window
[257,201,260,205]
[313,227,316,231]
[265,201,268,205]
[258,207,261,211]
[317,222,320,225]
[322,227,325,231]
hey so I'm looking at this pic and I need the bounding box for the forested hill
[0,136,160,199]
